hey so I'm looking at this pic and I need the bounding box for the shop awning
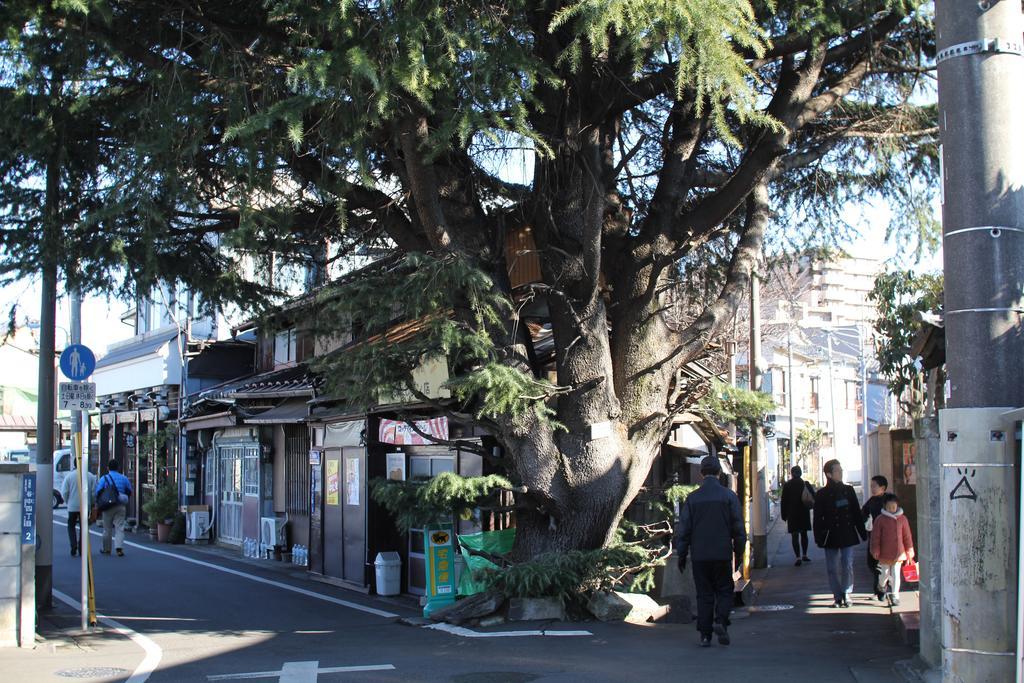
[244,400,309,424]
[0,415,35,432]
[95,327,180,370]
[180,410,238,431]
[666,423,710,454]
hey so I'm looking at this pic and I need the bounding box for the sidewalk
[737,509,921,680]
[0,595,154,682]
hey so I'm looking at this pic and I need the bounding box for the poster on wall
[903,443,916,485]
[325,459,340,506]
[386,452,406,481]
[345,456,360,505]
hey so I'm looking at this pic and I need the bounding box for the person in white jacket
[59,465,97,556]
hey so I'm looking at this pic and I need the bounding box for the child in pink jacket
[870,493,915,606]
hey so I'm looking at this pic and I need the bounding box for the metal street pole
[70,290,89,631]
[825,331,838,469]
[935,1,1024,680]
[749,269,767,568]
[787,325,796,471]
[858,324,868,492]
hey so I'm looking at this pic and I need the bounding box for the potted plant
[142,484,179,543]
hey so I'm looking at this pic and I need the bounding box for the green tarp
[457,528,515,596]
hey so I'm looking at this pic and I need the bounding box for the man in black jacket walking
[674,455,746,647]
[780,466,814,566]
[813,459,867,607]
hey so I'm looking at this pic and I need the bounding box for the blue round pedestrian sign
[59,344,96,381]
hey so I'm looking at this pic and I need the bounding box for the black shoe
[700,634,712,647]
[794,559,802,566]
[876,591,886,601]
[116,548,124,557]
[840,599,851,608]
[713,624,730,645]
[70,549,77,556]
[830,600,841,608]
[801,556,811,563]
[99,549,110,555]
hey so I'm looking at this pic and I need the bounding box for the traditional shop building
[93,292,254,528]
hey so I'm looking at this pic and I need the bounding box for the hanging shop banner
[423,523,457,618]
[325,459,340,506]
[378,417,449,445]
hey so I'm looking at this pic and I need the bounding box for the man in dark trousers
[780,466,814,566]
[674,455,746,647]
[813,459,867,607]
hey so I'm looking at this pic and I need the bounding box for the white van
[51,448,73,509]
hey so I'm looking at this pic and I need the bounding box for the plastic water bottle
[244,538,252,557]
[297,545,306,566]
[291,545,298,564]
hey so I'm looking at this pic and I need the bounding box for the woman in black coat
[780,466,814,566]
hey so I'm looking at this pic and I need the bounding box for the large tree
[1,0,937,558]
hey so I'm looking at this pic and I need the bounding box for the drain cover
[747,604,794,612]
[56,667,130,679]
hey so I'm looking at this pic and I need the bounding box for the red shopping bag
[902,560,919,583]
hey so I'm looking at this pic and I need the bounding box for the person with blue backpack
[94,460,132,556]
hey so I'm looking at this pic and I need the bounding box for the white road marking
[207,661,396,681]
[53,588,163,683]
[57,520,398,618]
[57,520,591,639]
[424,623,592,638]
[280,660,318,683]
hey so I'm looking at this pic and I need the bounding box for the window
[205,450,215,495]
[274,328,297,366]
[809,378,820,411]
[285,426,310,516]
[243,449,260,496]
[845,381,858,410]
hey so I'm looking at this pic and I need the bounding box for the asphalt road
[5,511,917,682]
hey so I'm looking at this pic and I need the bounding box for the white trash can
[374,552,402,596]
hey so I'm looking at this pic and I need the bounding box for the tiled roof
[197,364,321,401]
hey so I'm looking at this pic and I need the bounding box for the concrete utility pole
[935,1,1024,680]
[34,118,62,611]
[749,270,767,568]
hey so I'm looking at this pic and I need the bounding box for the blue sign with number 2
[22,473,36,545]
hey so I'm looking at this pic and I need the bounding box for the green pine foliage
[550,0,779,145]
[478,543,662,602]
[697,379,775,427]
[370,471,513,532]
[664,483,699,506]
[311,253,560,425]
